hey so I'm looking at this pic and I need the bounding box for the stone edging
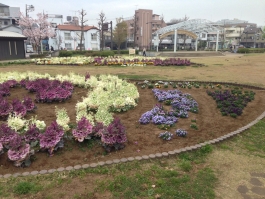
[1,110,265,179]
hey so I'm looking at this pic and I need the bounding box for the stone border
[1,110,264,179]
[1,81,265,179]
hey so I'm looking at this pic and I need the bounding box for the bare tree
[113,18,128,54]
[79,9,88,51]
[169,15,189,24]
[97,11,107,51]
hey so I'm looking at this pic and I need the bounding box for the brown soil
[1,84,265,175]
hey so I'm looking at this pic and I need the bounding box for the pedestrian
[51,46,54,51]
[143,48,146,57]
[230,45,232,52]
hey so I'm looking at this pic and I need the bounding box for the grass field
[0,53,265,199]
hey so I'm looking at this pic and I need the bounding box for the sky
[3,0,265,27]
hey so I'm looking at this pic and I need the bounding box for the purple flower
[176,129,187,137]
[8,143,30,162]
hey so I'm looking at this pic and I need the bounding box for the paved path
[238,172,265,199]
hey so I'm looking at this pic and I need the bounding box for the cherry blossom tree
[18,13,55,54]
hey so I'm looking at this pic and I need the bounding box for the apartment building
[124,9,166,50]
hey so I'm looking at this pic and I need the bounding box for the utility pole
[110,21,113,50]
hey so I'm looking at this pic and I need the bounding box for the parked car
[238,45,245,48]
[26,45,33,53]
[76,46,85,50]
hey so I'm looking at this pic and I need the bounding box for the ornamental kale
[0,142,3,155]
[101,117,127,152]
[159,131,173,140]
[24,124,41,144]
[12,99,27,117]
[0,82,10,97]
[39,121,64,156]
[72,117,93,142]
[176,129,187,137]
[0,98,12,119]
[92,122,105,137]
[0,123,17,145]
[22,97,36,112]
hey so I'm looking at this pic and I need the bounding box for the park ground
[0,53,265,199]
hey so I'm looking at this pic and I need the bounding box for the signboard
[129,49,135,55]
[154,36,159,46]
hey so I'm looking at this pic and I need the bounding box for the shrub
[178,159,192,172]
[59,50,73,57]
[237,48,250,53]
[13,182,39,194]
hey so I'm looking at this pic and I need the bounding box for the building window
[65,43,72,50]
[4,21,8,25]
[51,23,57,28]
[91,33,97,41]
[64,33,71,40]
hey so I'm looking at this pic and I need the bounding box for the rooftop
[0,31,26,38]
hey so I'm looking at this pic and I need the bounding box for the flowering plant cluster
[176,129,187,137]
[207,89,255,117]
[159,131,173,140]
[72,117,93,142]
[0,72,133,167]
[153,58,190,66]
[23,78,74,103]
[0,97,36,120]
[40,121,64,156]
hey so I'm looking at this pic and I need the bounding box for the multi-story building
[0,3,21,34]
[50,24,100,50]
[207,19,257,49]
[124,9,166,50]
[241,26,265,48]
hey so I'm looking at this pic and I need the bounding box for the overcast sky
[3,0,265,27]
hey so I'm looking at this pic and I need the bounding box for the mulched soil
[1,83,265,175]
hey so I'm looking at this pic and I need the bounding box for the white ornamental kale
[55,107,70,131]
[7,114,28,133]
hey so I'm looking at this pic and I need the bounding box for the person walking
[143,48,146,57]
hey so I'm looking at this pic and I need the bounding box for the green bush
[237,48,250,53]
[59,50,73,57]
[249,48,265,53]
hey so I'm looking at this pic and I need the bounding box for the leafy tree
[113,18,127,54]
[18,13,55,54]
[262,26,265,39]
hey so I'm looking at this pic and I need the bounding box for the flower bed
[30,56,190,67]
[0,71,139,167]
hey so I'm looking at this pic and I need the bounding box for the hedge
[237,48,265,53]
[30,52,49,58]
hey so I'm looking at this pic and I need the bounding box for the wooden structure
[0,31,26,60]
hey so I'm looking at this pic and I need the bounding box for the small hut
[0,31,26,60]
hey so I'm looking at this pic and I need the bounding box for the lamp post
[25,4,34,17]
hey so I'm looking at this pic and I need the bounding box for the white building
[49,24,100,50]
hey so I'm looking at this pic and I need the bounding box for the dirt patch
[1,84,265,175]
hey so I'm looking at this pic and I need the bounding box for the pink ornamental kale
[24,124,41,143]
[12,99,27,117]
[39,121,64,155]
[72,117,93,142]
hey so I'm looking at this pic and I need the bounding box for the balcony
[64,36,72,40]
[225,33,240,38]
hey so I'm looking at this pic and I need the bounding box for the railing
[64,36,72,40]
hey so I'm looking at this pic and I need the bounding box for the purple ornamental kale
[22,97,36,112]
[72,117,93,142]
[0,82,10,97]
[85,72,91,80]
[0,99,12,118]
[92,122,105,137]
[101,118,127,145]
[0,123,17,145]
[12,99,27,117]
[39,121,64,155]
[24,124,41,143]
[5,80,18,88]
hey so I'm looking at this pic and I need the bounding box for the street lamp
[25,4,34,17]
